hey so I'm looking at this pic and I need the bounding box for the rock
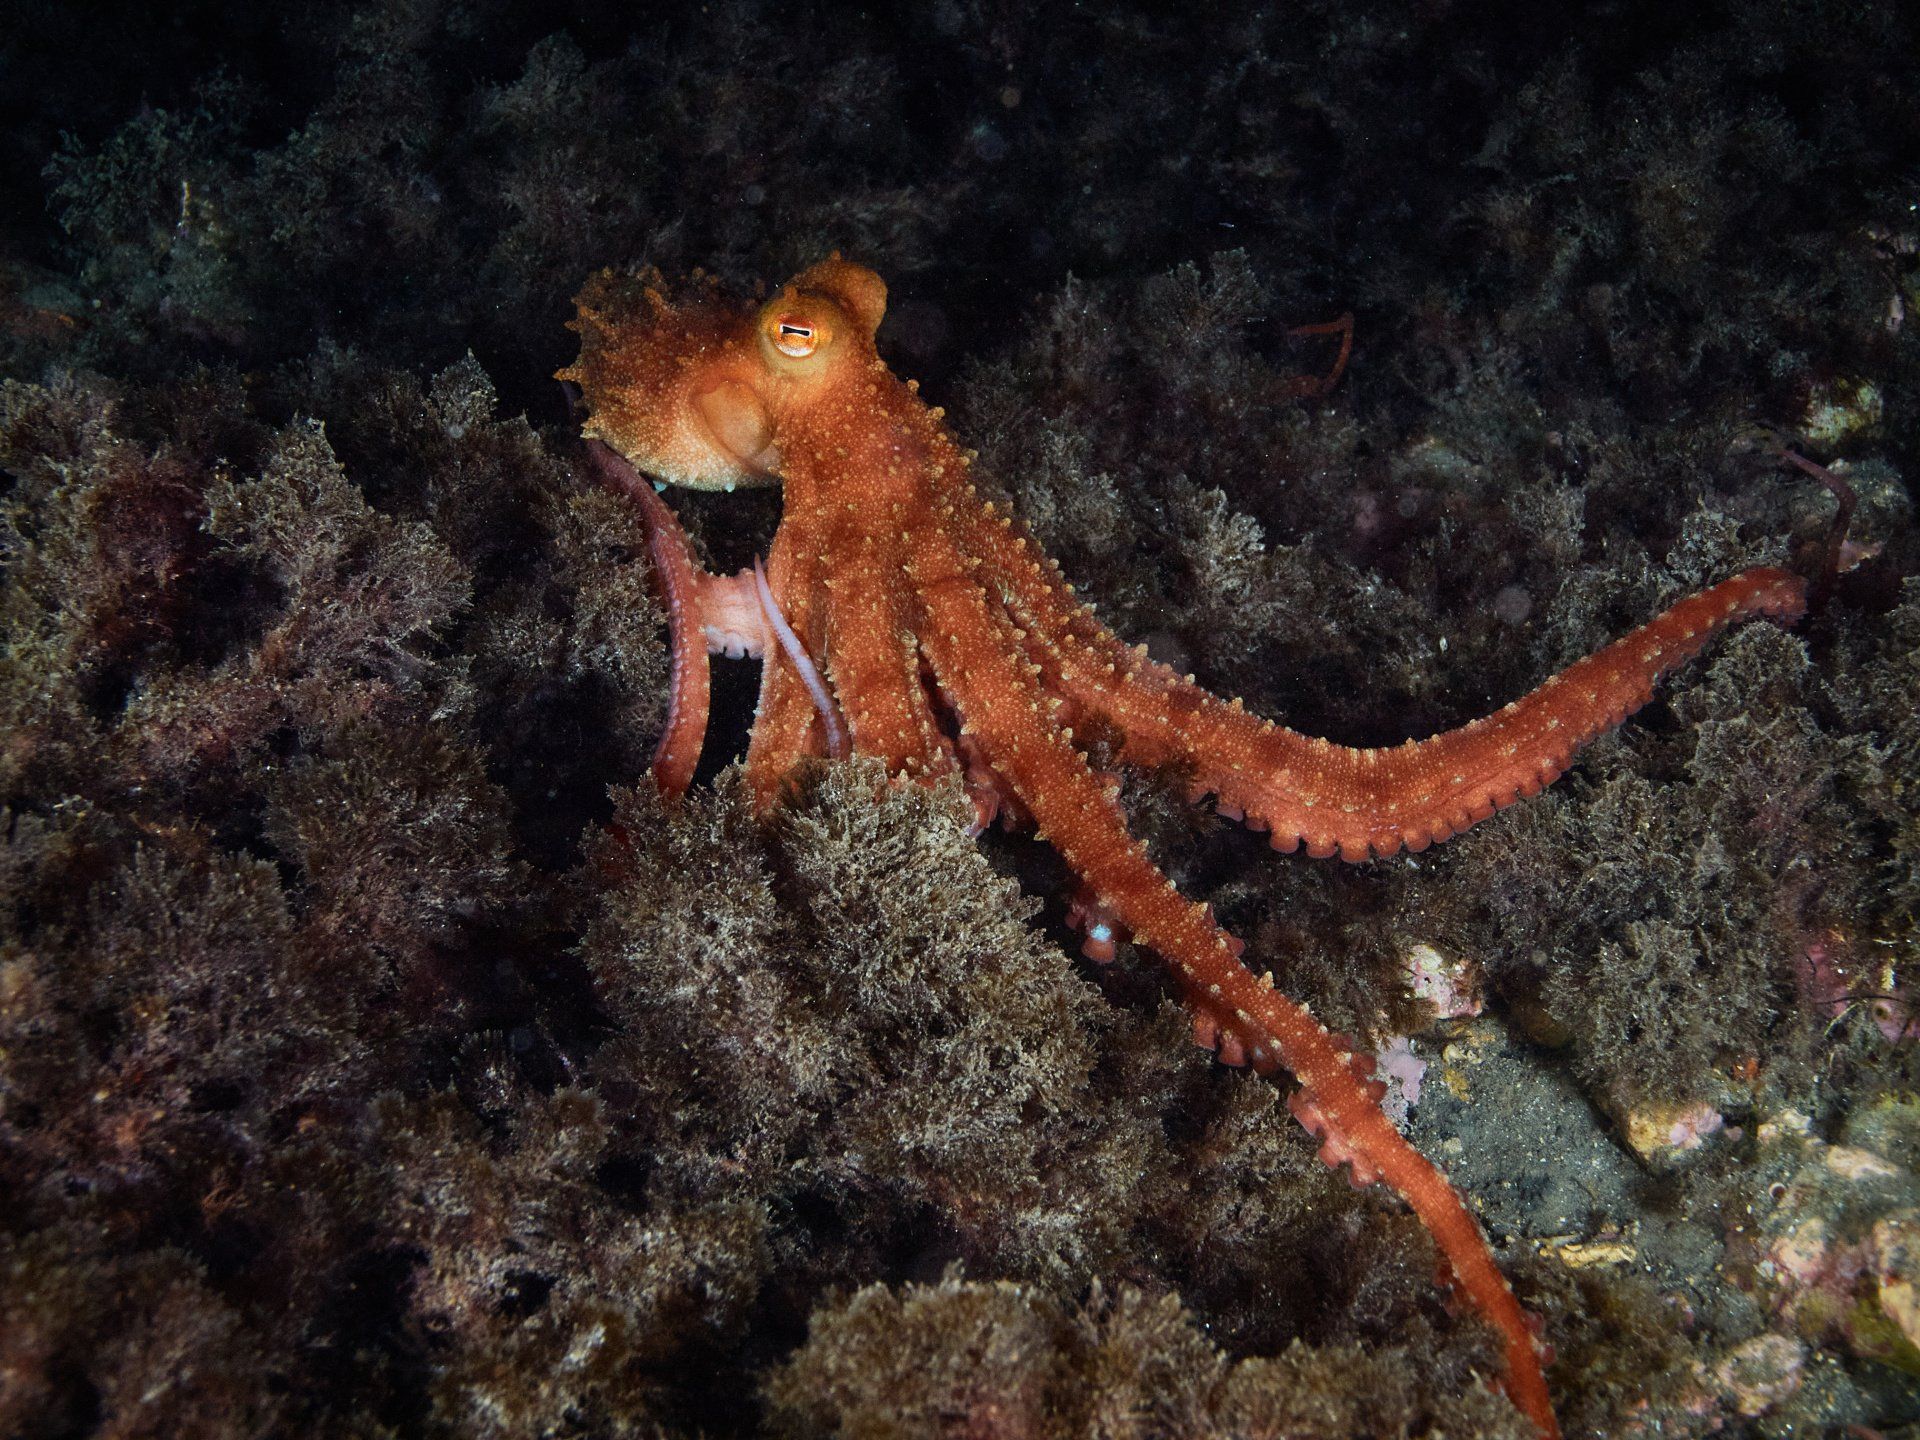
[1403,941,1482,1022]
[1801,377,1882,444]
[1855,1210,1920,1374]
[1712,1333,1804,1417]
[1612,1097,1727,1168]
[1735,1109,1920,1377]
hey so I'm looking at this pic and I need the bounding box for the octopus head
[561,256,888,494]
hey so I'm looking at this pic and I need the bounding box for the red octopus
[560,255,1809,1437]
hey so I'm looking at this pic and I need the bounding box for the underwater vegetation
[3,0,1920,1436]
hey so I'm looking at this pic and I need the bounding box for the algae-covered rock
[1738,1108,1920,1379]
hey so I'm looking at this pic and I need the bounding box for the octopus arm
[993,540,1805,861]
[743,516,838,809]
[586,441,714,795]
[821,518,959,781]
[909,525,1559,1438]
[1178,567,1807,860]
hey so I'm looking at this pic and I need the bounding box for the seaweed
[766,1274,1530,1440]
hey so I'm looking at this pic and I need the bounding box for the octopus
[559,256,1809,1439]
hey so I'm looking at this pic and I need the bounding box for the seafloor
[2,2,1919,1436]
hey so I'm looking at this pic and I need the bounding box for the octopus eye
[757,292,844,374]
[768,312,833,359]
[772,319,818,356]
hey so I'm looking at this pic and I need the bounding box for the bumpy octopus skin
[561,257,1807,1438]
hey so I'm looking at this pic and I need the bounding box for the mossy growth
[0,348,1561,1430]
[767,1273,1530,1440]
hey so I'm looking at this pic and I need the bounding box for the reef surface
[2,2,1918,1436]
